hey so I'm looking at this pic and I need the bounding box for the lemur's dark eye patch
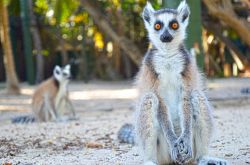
[169,20,179,30]
[56,70,60,75]
[154,21,163,31]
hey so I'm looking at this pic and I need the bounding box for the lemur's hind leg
[55,97,76,122]
[66,97,76,118]
[191,90,228,165]
[136,92,159,165]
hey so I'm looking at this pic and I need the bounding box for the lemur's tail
[117,123,135,144]
[11,115,36,124]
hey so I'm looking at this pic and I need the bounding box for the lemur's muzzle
[160,30,173,42]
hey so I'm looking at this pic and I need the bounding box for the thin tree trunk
[0,0,20,95]
[112,7,123,74]
[115,8,133,78]
[28,0,44,84]
[164,0,204,69]
[113,43,121,74]
[122,53,132,78]
[59,37,68,65]
[202,30,209,75]
[80,0,142,66]
[80,32,89,82]
[20,0,35,84]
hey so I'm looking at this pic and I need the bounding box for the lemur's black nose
[160,31,173,42]
[160,35,173,42]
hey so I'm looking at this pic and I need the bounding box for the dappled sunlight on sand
[0,105,30,112]
[21,88,34,95]
[70,89,138,100]
[0,98,31,104]
[20,84,138,101]
[0,83,138,112]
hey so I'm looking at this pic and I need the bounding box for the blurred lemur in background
[118,1,228,165]
[12,65,76,123]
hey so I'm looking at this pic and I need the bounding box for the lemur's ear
[64,64,71,70]
[142,2,155,24]
[53,65,61,75]
[177,0,190,23]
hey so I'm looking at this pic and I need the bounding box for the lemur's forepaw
[142,93,157,110]
[173,137,193,164]
[143,98,153,110]
[198,156,228,165]
[170,146,178,162]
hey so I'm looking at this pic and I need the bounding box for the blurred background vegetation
[0,0,249,94]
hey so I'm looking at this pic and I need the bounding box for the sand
[0,79,250,165]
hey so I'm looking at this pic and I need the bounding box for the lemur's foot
[68,116,79,121]
[144,161,158,165]
[54,117,67,122]
[55,116,77,122]
[198,156,228,165]
[173,136,193,164]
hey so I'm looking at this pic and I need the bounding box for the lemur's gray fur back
[117,123,135,144]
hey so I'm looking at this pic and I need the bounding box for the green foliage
[6,0,161,79]
[34,0,48,14]
[2,0,10,5]
[52,0,79,24]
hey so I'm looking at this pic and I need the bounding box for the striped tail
[117,123,135,144]
[11,115,36,124]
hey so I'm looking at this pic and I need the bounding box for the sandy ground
[0,79,250,165]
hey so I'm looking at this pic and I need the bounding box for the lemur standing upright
[12,65,76,123]
[118,1,228,165]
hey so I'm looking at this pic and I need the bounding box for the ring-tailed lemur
[118,1,228,165]
[12,65,76,123]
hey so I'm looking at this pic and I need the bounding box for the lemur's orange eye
[171,22,179,30]
[154,23,161,30]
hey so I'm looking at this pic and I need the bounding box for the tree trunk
[20,0,35,84]
[163,0,179,8]
[80,0,142,66]
[202,29,210,75]
[112,7,123,74]
[0,0,20,95]
[28,0,44,84]
[115,7,133,78]
[163,0,204,69]
[79,46,88,81]
[59,37,68,65]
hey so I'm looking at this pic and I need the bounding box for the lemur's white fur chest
[153,50,184,123]
[55,82,68,109]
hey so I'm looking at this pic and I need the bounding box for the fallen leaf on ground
[2,163,12,165]
[85,142,103,149]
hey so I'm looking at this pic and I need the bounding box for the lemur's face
[53,64,71,83]
[142,1,190,50]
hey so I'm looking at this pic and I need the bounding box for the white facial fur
[53,64,71,83]
[142,1,190,52]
